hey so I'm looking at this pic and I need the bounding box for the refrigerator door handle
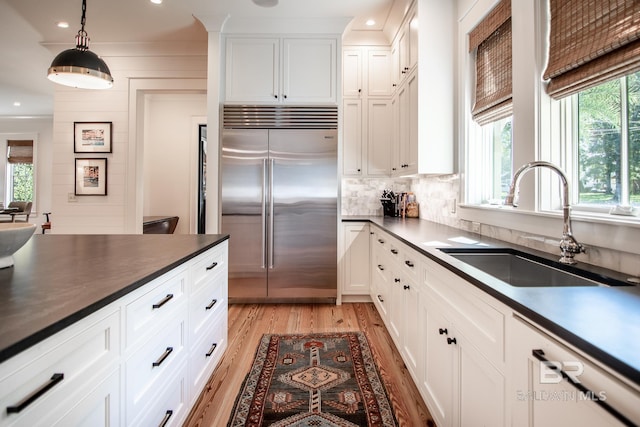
[261,159,267,268]
[268,158,275,269]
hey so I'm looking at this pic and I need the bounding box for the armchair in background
[0,201,33,223]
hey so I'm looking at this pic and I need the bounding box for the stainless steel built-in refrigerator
[221,106,338,302]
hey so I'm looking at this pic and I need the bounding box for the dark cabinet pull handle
[6,373,64,414]
[159,410,173,427]
[403,285,410,290]
[358,88,362,93]
[377,264,384,271]
[206,343,218,357]
[405,260,414,268]
[152,347,173,367]
[206,261,218,271]
[390,249,398,254]
[206,299,218,310]
[394,278,401,283]
[447,337,457,345]
[274,95,278,99]
[152,294,173,309]
[357,168,361,172]
[531,349,634,426]
[377,295,384,302]
[439,328,448,335]
[378,239,384,244]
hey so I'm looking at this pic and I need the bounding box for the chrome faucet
[504,161,585,265]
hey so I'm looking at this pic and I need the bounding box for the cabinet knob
[447,337,457,345]
[393,83,397,87]
[394,278,401,283]
[358,89,362,93]
[392,167,397,171]
[283,95,288,99]
[357,168,361,172]
[438,328,448,335]
[274,95,278,99]
[403,285,410,290]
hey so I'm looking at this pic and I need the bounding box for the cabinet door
[398,29,410,83]
[401,278,421,379]
[282,38,337,104]
[367,99,392,176]
[397,83,410,174]
[408,9,419,71]
[367,50,392,97]
[421,296,455,427]
[342,99,363,176]
[458,339,505,427]
[391,94,400,176]
[225,38,279,103]
[343,49,362,98]
[404,70,419,175]
[342,223,370,295]
[387,267,403,347]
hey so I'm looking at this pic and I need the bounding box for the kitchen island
[343,216,640,426]
[0,234,229,426]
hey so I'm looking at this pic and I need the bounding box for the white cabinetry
[340,222,371,297]
[393,69,418,175]
[0,307,120,427]
[510,315,640,427]
[367,224,507,427]
[420,257,506,427]
[225,37,337,104]
[0,241,229,427]
[342,46,393,178]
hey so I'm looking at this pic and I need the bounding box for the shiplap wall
[50,42,208,234]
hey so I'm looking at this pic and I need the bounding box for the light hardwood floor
[184,303,435,427]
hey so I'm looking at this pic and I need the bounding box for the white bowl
[0,223,37,269]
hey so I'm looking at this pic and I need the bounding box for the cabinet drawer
[189,309,227,400]
[191,241,228,295]
[400,244,420,280]
[424,259,505,365]
[189,275,227,341]
[125,268,187,348]
[130,361,188,427]
[0,308,120,426]
[125,316,186,422]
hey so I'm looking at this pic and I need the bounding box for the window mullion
[621,76,630,206]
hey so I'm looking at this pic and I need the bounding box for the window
[568,72,640,209]
[483,117,513,204]
[5,140,34,205]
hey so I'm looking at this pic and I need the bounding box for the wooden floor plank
[183,303,434,427]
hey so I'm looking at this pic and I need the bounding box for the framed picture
[74,121,112,153]
[75,158,107,196]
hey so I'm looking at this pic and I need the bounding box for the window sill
[458,203,640,255]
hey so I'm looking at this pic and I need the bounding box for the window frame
[458,0,640,258]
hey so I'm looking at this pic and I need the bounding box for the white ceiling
[0,0,400,117]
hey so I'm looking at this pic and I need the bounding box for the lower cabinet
[368,224,508,427]
[340,222,371,297]
[509,315,640,427]
[420,257,506,427]
[0,241,228,427]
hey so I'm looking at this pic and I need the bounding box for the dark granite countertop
[343,215,640,386]
[0,234,229,363]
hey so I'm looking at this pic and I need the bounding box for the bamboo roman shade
[7,140,33,164]
[469,0,512,125]
[544,0,640,99]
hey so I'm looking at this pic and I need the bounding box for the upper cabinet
[343,47,393,99]
[225,36,338,105]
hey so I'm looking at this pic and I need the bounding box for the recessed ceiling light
[150,0,162,4]
[57,21,69,29]
[252,0,278,7]
[366,19,376,26]
[13,102,21,107]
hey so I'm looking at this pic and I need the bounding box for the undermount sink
[438,248,632,288]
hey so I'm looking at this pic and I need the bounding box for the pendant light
[47,0,113,89]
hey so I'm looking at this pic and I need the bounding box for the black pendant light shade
[47,0,114,89]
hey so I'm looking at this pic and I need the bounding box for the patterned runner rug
[227,332,398,427]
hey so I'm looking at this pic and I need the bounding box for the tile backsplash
[342,175,640,278]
